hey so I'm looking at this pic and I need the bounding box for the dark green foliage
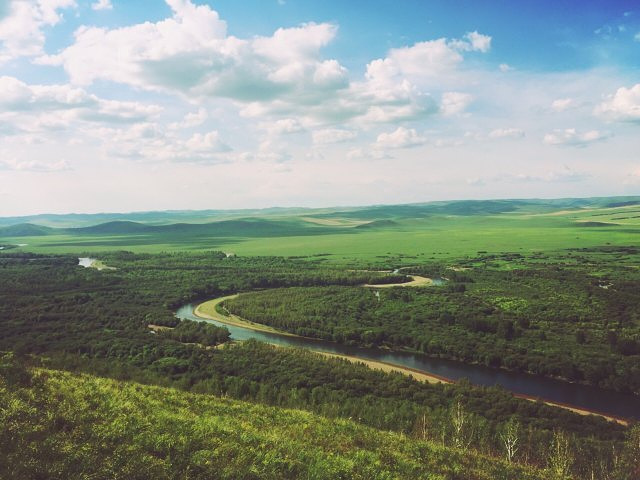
[156,319,230,346]
[226,250,640,394]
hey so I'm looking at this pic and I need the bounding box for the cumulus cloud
[0,76,162,127]
[169,108,208,130]
[551,98,575,112]
[488,128,525,139]
[595,84,640,123]
[185,130,231,152]
[375,127,426,149]
[455,31,492,52]
[0,0,76,63]
[440,92,473,116]
[39,0,346,108]
[39,4,489,128]
[374,31,490,79]
[101,123,233,164]
[312,128,356,144]
[91,0,113,11]
[543,128,610,147]
[260,118,304,135]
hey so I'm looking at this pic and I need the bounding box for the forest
[1,249,639,478]
[225,248,640,394]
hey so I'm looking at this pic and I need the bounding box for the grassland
[1,362,547,480]
[1,198,639,262]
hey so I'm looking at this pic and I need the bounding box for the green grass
[5,209,637,264]
[0,364,547,480]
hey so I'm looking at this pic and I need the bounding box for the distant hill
[605,200,640,208]
[0,217,343,239]
[0,223,53,237]
[2,196,640,238]
[71,220,154,235]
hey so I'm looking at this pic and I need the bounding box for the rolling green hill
[0,196,639,260]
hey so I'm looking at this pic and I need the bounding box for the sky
[0,0,639,216]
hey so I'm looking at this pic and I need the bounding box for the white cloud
[0,157,70,172]
[543,128,610,147]
[40,8,488,128]
[260,118,304,135]
[461,31,492,52]
[0,0,76,63]
[375,127,426,149]
[0,76,162,130]
[312,128,356,144]
[185,130,230,153]
[377,32,490,80]
[39,0,348,111]
[91,0,113,11]
[101,124,234,164]
[383,39,463,76]
[595,84,640,123]
[551,98,575,112]
[635,32,640,41]
[169,108,208,130]
[440,91,473,115]
[499,63,513,72]
[489,128,525,139]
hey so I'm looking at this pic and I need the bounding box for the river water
[177,303,640,420]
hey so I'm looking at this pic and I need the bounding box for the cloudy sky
[0,0,639,216]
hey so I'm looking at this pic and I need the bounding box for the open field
[1,198,639,262]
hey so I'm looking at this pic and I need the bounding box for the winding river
[176,300,640,422]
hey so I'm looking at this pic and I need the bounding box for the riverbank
[317,352,453,385]
[363,275,432,288]
[191,294,632,425]
[195,295,300,337]
[78,257,116,271]
[512,393,629,426]
[317,351,627,424]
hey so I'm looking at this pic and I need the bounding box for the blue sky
[0,0,639,215]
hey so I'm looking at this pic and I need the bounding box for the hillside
[0,360,546,480]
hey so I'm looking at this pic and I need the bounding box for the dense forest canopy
[1,245,639,478]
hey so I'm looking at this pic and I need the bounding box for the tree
[499,416,520,463]
[450,401,473,449]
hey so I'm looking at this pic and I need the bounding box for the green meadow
[2,198,639,262]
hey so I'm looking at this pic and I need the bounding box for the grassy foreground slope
[0,363,545,480]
